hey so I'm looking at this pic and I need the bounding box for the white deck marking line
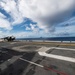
[20,58,68,75]
[38,52,75,63]
[19,58,43,67]
[49,47,75,51]
[37,47,50,52]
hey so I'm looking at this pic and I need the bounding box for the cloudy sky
[0,0,75,38]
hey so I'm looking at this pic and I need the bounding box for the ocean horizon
[16,37,75,41]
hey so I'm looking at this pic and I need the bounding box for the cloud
[54,25,75,37]
[18,0,75,32]
[59,17,75,26]
[0,0,75,35]
[0,12,12,30]
[0,0,24,30]
[0,0,23,24]
[25,24,40,32]
[0,12,6,18]
[12,31,51,38]
[0,31,4,38]
[26,27,31,31]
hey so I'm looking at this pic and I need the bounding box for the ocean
[16,37,75,41]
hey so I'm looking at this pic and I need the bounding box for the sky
[0,0,75,38]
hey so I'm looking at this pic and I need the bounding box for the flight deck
[0,41,75,75]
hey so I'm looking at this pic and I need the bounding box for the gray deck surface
[0,41,75,75]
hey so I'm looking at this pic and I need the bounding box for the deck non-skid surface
[0,41,75,75]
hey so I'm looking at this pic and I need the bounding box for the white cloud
[0,12,6,18]
[54,25,75,36]
[10,31,50,38]
[0,0,23,25]
[0,31,4,38]
[30,24,39,32]
[0,12,12,30]
[0,17,12,30]
[18,0,75,32]
[26,27,31,31]
[25,24,40,32]
[0,0,75,37]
